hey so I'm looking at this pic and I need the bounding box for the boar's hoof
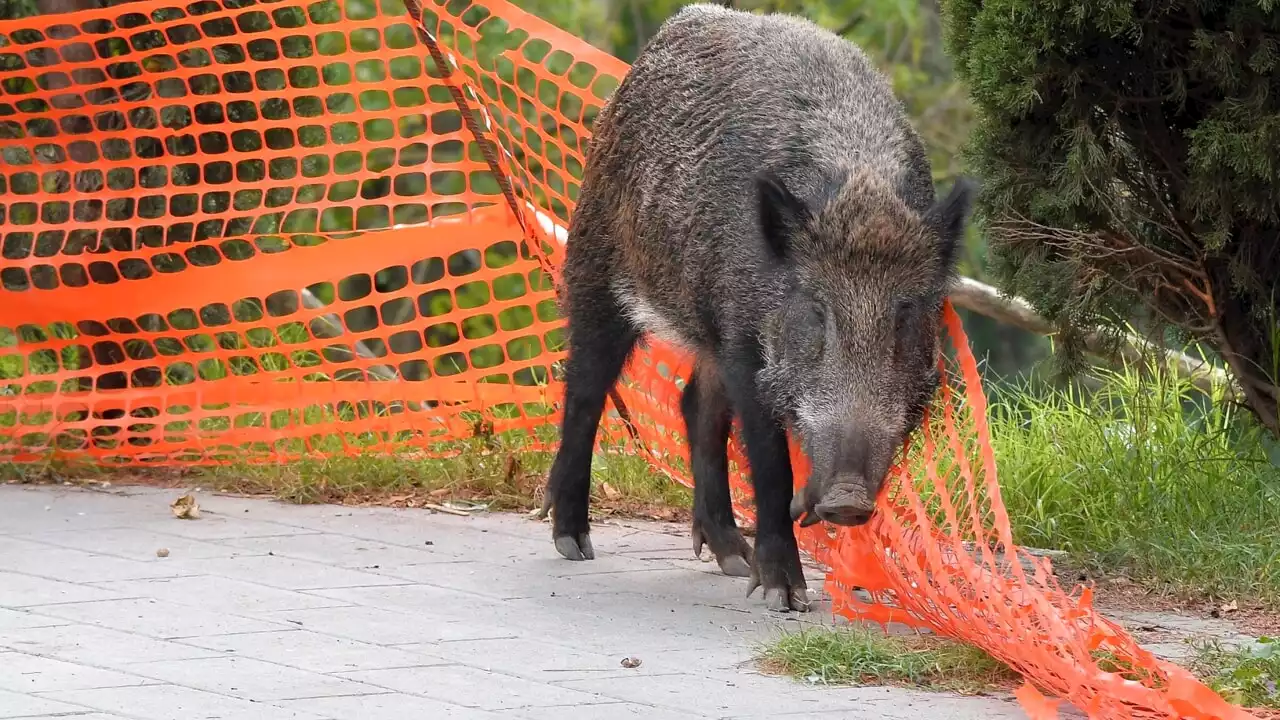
[747,573,812,613]
[789,491,808,522]
[554,533,595,561]
[691,522,754,578]
[718,555,752,577]
[765,586,811,613]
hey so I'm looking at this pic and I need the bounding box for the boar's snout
[790,478,875,528]
[790,423,895,529]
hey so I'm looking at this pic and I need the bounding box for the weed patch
[989,360,1280,603]
[1189,637,1280,710]
[758,627,1019,695]
[1,437,691,521]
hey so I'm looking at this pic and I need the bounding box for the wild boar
[542,3,975,612]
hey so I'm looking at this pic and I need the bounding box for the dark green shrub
[942,0,1280,433]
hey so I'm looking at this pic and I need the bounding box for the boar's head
[756,167,975,527]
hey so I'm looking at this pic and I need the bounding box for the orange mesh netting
[0,1,1261,718]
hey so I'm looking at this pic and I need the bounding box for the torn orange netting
[0,1,1260,718]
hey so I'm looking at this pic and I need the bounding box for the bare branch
[949,276,1233,396]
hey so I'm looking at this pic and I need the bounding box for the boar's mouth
[789,482,876,528]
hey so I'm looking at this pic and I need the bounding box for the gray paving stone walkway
[0,483,1028,719]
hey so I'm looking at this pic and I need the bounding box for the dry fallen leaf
[1221,600,1239,613]
[620,657,642,669]
[601,483,622,500]
[170,493,201,520]
[156,548,170,558]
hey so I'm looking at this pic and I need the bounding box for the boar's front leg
[546,285,639,562]
[682,362,753,577]
[719,352,811,613]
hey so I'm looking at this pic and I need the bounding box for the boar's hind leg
[682,364,753,578]
[720,356,811,612]
[546,289,639,561]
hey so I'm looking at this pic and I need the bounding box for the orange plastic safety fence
[0,2,1260,719]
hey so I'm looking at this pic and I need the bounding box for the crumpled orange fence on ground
[0,1,1261,718]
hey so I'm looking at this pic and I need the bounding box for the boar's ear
[757,169,810,262]
[924,177,976,268]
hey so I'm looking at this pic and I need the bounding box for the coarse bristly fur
[544,3,975,613]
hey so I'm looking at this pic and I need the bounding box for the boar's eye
[893,298,919,335]
[892,297,928,358]
[904,365,941,433]
[782,301,825,359]
[802,303,825,331]
[798,303,825,344]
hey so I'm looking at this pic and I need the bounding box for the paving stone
[407,637,633,682]
[1,624,222,665]
[145,553,409,592]
[220,532,451,569]
[305,583,500,623]
[1111,610,1257,645]
[91,575,347,615]
[529,549,690,576]
[489,593,808,656]
[595,525,696,554]
[317,509,546,553]
[0,489,154,535]
[0,652,154,694]
[30,597,295,639]
[1143,641,1194,661]
[259,605,518,646]
[628,646,759,674]
[9,715,131,720]
[177,629,439,673]
[373,523,559,561]
[277,691,510,719]
[123,656,382,702]
[374,560,619,600]
[0,572,124,608]
[207,502,402,531]
[26,527,259,562]
[500,703,706,720]
[0,608,69,632]
[0,687,95,718]
[337,664,609,711]
[161,491,314,516]
[129,516,319,541]
[44,684,332,720]
[0,537,178,585]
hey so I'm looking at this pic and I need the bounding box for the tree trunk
[1210,271,1280,436]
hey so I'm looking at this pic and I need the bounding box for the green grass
[989,357,1280,602]
[190,439,691,511]
[758,627,1020,695]
[760,629,1280,709]
[1190,637,1280,709]
[1,435,691,516]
